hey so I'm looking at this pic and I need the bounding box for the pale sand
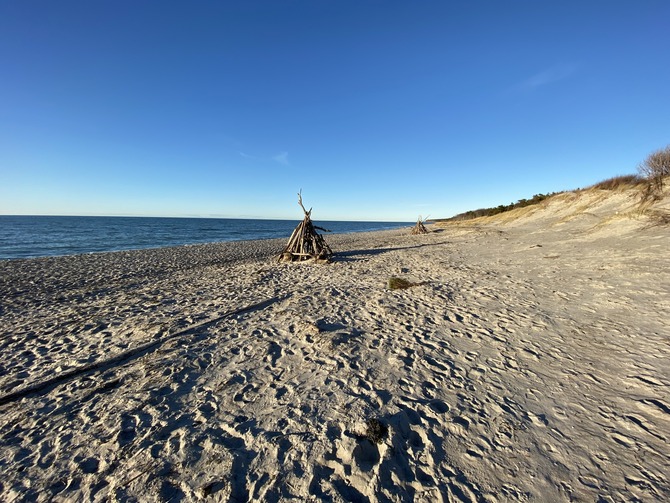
[1,187,669,502]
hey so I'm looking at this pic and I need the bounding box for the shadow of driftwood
[334,241,450,262]
[0,296,288,406]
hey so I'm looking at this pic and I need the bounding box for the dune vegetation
[436,144,670,224]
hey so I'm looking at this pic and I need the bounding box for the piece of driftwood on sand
[411,216,429,235]
[279,193,333,263]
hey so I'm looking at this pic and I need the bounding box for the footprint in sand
[265,341,283,367]
[422,355,451,374]
[233,384,256,403]
[468,366,487,379]
[78,456,100,474]
[638,398,670,417]
[117,413,137,447]
[274,385,289,400]
[195,400,218,422]
[447,479,480,503]
[395,347,416,368]
[526,411,549,427]
[352,439,381,472]
[447,416,471,437]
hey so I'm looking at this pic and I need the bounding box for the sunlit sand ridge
[1,185,668,501]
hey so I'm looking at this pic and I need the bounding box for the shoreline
[0,228,409,302]
[1,209,668,501]
[0,216,412,262]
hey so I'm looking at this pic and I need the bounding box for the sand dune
[1,186,669,501]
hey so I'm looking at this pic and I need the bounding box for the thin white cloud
[239,150,290,165]
[519,64,577,90]
[273,152,290,165]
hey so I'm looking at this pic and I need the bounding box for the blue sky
[1,1,669,221]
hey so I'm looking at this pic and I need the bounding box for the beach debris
[411,215,429,235]
[387,277,415,290]
[364,417,389,444]
[279,191,333,263]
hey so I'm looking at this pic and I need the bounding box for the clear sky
[1,1,669,221]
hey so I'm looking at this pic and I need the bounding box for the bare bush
[645,210,670,228]
[638,145,670,194]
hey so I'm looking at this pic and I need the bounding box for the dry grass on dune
[437,175,670,230]
[584,174,646,191]
[438,144,670,226]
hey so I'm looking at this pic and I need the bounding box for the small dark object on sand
[388,277,414,290]
[365,418,388,444]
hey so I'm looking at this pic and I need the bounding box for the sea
[0,215,411,260]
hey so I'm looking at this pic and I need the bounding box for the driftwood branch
[279,192,333,263]
[297,190,312,217]
[411,215,429,235]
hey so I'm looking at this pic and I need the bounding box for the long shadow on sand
[0,296,287,407]
[334,241,450,262]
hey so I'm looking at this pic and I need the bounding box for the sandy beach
[1,187,669,502]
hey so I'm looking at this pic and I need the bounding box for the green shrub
[438,192,561,222]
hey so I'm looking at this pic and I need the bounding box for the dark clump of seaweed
[387,277,415,290]
[364,418,388,444]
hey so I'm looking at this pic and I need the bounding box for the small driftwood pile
[279,193,333,263]
[411,216,429,235]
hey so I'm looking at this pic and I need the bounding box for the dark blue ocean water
[0,216,411,260]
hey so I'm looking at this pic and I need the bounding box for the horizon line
[0,213,414,223]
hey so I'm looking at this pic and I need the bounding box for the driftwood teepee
[411,216,429,235]
[279,192,333,263]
